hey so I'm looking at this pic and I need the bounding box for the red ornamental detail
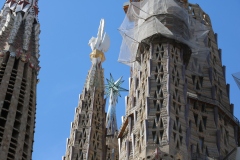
[0,52,4,57]
[33,5,39,15]
[26,53,31,60]
[18,0,30,8]
[29,63,34,68]
[154,148,161,159]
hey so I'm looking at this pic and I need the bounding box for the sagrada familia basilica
[0,0,239,159]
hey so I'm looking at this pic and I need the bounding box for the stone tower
[63,50,106,160]
[63,19,109,160]
[0,0,40,159]
[118,0,240,159]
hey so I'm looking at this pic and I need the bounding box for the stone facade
[0,0,40,160]
[0,55,37,160]
[63,50,107,160]
[118,0,239,159]
[106,134,119,160]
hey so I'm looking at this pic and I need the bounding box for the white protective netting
[118,0,210,68]
[233,72,240,90]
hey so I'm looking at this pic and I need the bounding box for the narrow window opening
[194,114,198,126]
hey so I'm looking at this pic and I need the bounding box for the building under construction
[0,0,239,159]
[118,0,240,159]
[62,0,240,159]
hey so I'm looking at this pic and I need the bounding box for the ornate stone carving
[23,14,34,51]
[0,7,11,32]
[0,0,41,71]
[33,23,40,58]
[8,12,22,44]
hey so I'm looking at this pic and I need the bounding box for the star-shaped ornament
[18,0,30,9]
[105,74,128,102]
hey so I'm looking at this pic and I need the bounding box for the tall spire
[105,74,127,160]
[85,19,110,90]
[0,0,40,159]
[63,19,109,160]
[0,0,40,65]
[105,74,128,135]
[118,0,239,159]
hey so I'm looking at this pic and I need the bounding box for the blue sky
[0,0,240,159]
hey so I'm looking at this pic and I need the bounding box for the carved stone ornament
[8,12,22,44]
[175,152,183,160]
[90,49,105,62]
[20,53,27,62]
[0,0,41,72]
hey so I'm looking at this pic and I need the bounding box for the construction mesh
[118,0,210,70]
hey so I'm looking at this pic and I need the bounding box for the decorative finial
[89,19,110,53]
[105,74,128,102]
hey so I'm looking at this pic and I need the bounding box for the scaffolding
[119,0,209,67]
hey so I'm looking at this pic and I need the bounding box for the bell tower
[63,19,110,160]
[0,0,40,159]
[118,0,239,159]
